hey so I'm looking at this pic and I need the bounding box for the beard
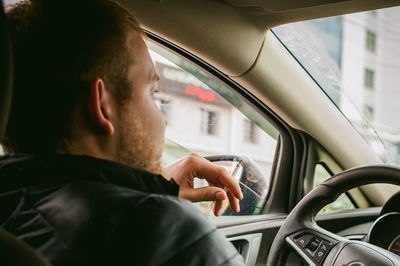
[114,112,164,174]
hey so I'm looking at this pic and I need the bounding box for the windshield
[273,7,400,165]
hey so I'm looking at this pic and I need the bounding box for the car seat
[0,0,50,265]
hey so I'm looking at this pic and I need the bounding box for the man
[0,0,245,265]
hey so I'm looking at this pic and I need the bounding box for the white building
[152,58,277,175]
[341,7,400,162]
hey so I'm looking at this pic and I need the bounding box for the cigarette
[224,160,242,193]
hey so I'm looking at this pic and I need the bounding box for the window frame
[145,30,302,215]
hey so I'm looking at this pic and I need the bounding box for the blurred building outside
[340,8,400,164]
[304,7,400,164]
[151,54,277,176]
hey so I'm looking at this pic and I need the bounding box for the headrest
[0,0,13,141]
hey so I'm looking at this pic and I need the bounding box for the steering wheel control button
[320,241,331,252]
[291,233,337,265]
[296,234,313,248]
[307,237,321,252]
[313,241,332,263]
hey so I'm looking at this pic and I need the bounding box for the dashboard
[337,191,400,257]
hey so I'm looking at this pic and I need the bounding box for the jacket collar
[0,153,179,196]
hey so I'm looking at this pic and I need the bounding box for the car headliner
[118,0,400,204]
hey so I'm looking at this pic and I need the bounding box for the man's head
[5,0,166,173]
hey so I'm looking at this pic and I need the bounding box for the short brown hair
[5,0,142,153]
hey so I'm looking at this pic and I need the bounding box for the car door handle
[228,233,262,266]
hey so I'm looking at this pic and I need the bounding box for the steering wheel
[267,165,400,265]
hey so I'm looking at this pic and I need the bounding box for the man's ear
[88,78,115,136]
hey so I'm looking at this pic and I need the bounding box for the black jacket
[0,154,244,266]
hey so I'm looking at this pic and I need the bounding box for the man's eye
[154,98,162,110]
[151,89,160,98]
[154,98,169,112]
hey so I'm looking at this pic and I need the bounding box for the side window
[148,40,279,217]
[314,164,355,213]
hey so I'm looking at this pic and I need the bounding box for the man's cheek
[149,101,165,127]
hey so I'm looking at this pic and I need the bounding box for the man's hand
[162,153,243,216]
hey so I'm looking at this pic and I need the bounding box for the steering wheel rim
[267,165,400,266]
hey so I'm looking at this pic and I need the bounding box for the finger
[214,199,224,216]
[227,190,240,213]
[192,158,243,200]
[180,186,226,203]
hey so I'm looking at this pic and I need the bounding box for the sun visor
[118,0,266,77]
[220,0,400,27]
[221,0,349,12]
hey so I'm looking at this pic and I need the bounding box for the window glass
[147,40,279,216]
[273,6,400,167]
[365,30,376,52]
[314,164,355,213]
[364,68,375,89]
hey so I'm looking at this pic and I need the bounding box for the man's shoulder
[127,193,211,228]
[0,153,179,197]
[98,190,214,240]
[94,193,243,266]
[56,180,198,226]
[0,153,243,265]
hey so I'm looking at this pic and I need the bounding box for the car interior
[1,0,400,265]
